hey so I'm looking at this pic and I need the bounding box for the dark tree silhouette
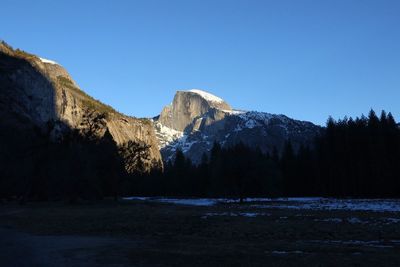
[120,141,151,174]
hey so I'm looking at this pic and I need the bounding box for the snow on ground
[124,197,218,206]
[347,217,364,224]
[314,217,368,224]
[124,196,319,206]
[307,239,397,248]
[254,198,400,213]
[314,217,400,225]
[314,218,344,223]
[186,89,224,103]
[270,250,304,255]
[39,57,59,65]
[201,212,271,218]
[156,198,216,206]
[384,218,400,224]
[124,196,400,212]
[224,197,323,203]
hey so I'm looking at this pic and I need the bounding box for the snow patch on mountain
[153,121,184,149]
[180,137,197,153]
[244,119,260,129]
[232,111,276,132]
[186,89,224,103]
[153,120,200,160]
[154,90,321,163]
[222,109,246,115]
[238,111,275,123]
[39,57,59,65]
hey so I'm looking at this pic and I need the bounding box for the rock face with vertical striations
[0,41,162,172]
[154,89,321,163]
[158,89,232,132]
[0,40,322,169]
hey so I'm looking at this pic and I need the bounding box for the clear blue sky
[1,0,400,125]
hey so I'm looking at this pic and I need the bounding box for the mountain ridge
[154,89,321,163]
[0,41,162,172]
[1,40,321,167]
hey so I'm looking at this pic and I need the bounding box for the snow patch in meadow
[307,239,396,248]
[201,212,270,218]
[254,198,400,212]
[123,197,218,206]
[156,198,217,206]
[314,218,343,223]
[315,217,400,225]
[384,218,400,224]
[124,197,324,206]
[347,217,365,224]
[270,250,304,255]
[124,196,400,212]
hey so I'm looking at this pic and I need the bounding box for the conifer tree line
[301,109,400,197]
[125,143,282,199]
[131,109,400,198]
[0,109,150,203]
[1,109,399,202]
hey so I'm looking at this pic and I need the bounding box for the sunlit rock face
[0,40,321,169]
[154,89,321,164]
[158,89,232,133]
[0,42,162,172]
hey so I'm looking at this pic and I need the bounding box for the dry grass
[1,200,400,266]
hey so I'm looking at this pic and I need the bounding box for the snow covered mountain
[153,89,321,163]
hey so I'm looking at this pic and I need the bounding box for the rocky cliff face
[158,89,231,132]
[0,42,162,172]
[154,89,321,163]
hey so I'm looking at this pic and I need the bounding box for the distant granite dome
[158,89,232,132]
[154,89,321,163]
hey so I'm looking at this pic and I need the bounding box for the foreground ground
[0,198,400,266]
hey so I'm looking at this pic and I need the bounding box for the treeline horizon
[131,109,400,199]
[1,109,399,203]
[0,109,159,203]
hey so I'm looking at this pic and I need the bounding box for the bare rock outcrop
[159,90,231,133]
[0,41,162,172]
[154,89,321,163]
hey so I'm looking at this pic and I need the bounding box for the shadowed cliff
[0,41,162,201]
